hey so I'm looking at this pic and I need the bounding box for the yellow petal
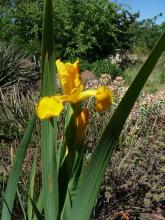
[36,96,64,119]
[69,84,84,103]
[56,60,70,94]
[53,94,70,103]
[74,88,96,102]
[56,59,83,95]
[95,87,113,112]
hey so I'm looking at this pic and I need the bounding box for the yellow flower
[56,59,83,95]
[36,97,63,119]
[95,87,113,112]
[36,59,113,120]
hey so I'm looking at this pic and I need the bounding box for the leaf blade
[28,152,37,220]
[40,0,59,219]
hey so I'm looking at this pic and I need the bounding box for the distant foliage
[0,0,138,61]
[0,0,43,53]
[131,14,165,53]
[1,1,164,61]
[53,0,138,61]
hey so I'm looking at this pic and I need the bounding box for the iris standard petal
[56,59,83,95]
[56,59,70,95]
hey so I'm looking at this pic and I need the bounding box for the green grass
[123,55,165,93]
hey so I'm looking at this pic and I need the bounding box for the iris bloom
[36,59,113,120]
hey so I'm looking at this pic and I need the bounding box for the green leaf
[61,150,85,220]
[40,0,58,219]
[58,104,85,217]
[28,152,37,220]
[60,190,72,220]
[57,105,75,168]
[41,0,56,96]
[16,189,27,220]
[29,196,43,220]
[40,56,58,220]
[32,189,44,220]
[58,105,75,215]
[71,32,165,220]
[41,118,58,220]
[1,114,36,220]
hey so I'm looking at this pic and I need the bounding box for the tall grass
[124,53,165,93]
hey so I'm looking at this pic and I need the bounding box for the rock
[80,70,97,84]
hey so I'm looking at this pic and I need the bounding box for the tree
[0,0,43,53]
[53,0,138,61]
[131,13,164,53]
[0,0,138,60]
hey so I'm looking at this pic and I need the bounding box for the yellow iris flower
[36,59,113,120]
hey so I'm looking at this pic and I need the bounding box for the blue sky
[112,0,165,24]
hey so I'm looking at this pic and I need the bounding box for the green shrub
[91,59,123,78]
[80,59,92,72]
[80,58,123,78]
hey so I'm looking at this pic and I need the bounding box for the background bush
[0,0,138,61]
[80,58,123,78]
